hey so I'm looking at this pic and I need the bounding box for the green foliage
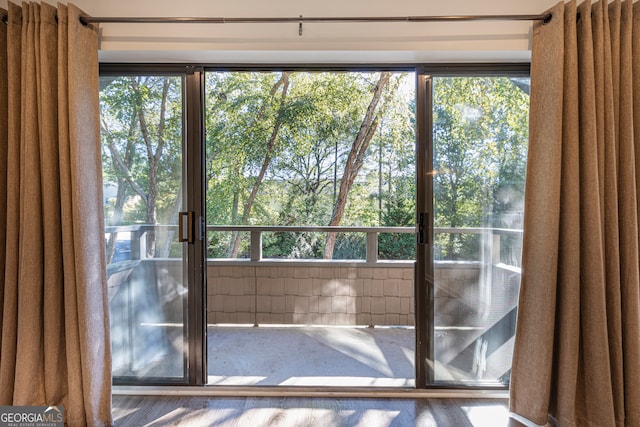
[100,75,183,258]
[379,189,416,260]
[205,71,417,259]
[433,77,529,260]
[263,232,325,259]
[333,233,366,260]
[100,71,528,262]
[101,76,183,223]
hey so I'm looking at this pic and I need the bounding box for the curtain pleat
[39,3,66,406]
[0,2,112,425]
[62,4,112,424]
[0,1,23,406]
[0,6,7,395]
[618,1,640,423]
[510,1,640,426]
[551,0,581,421]
[16,1,46,405]
[508,1,565,422]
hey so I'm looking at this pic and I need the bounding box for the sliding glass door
[100,70,205,384]
[204,70,417,387]
[416,69,529,387]
[98,64,528,389]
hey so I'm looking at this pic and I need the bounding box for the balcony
[106,225,521,386]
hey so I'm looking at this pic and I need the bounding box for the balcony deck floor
[207,325,415,387]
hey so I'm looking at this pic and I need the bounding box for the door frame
[185,66,208,385]
[414,63,531,389]
[100,64,207,385]
[102,62,530,389]
[415,69,434,387]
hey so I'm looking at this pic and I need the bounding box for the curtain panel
[510,0,640,426]
[0,2,112,425]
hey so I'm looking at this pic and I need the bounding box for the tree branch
[324,72,391,259]
[101,119,148,203]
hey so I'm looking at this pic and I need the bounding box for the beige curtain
[0,2,112,425]
[510,0,640,426]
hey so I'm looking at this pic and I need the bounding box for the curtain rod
[2,13,553,26]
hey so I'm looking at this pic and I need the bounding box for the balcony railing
[106,224,523,383]
[208,225,415,263]
[105,224,522,272]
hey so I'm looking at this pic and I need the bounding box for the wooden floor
[112,395,527,426]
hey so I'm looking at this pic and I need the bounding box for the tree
[101,71,528,264]
[101,76,183,258]
[432,77,529,260]
[103,106,137,263]
[228,72,291,257]
[324,72,392,259]
[378,189,415,260]
[206,71,391,259]
[204,71,416,260]
[271,72,372,226]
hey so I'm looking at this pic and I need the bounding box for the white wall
[1,0,559,63]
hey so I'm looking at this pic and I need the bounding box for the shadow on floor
[207,325,415,387]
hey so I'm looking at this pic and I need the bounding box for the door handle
[179,211,195,243]
[417,212,429,245]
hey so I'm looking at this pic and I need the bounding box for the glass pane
[205,71,416,386]
[101,75,187,381]
[432,76,529,385]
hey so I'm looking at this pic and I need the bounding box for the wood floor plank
[112,395,516,426]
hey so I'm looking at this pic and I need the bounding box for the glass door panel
[100,74,188,382]
[205,70,416,387]
[431,75,529,385]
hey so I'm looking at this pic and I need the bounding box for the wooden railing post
[130,229,141,260]
[492,232,501,265]
[366,231,378,264]
[129,228,147,260]
[250,230,262,261]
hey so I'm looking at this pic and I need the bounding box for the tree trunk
[227,183,240,258]
[324,72,391,259]
[103,111,139,264]
[131,77,171,258]
[105,177,128,264]
[158,184,183,258]
[229,72,291,258]
[447,176,459,259]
